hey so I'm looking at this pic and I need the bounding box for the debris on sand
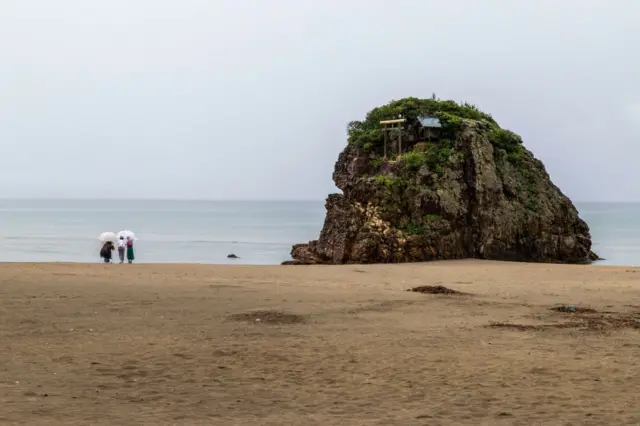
[227,310,305,325]
[488,322,541,331]
[488,310,640,332]
[550,305,597,314]
[487,322,579,331]
[407,285,465,295]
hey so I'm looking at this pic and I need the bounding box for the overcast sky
[0,0,638,201]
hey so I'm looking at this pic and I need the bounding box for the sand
[1,260,639,425]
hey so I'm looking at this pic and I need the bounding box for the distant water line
[0,199,636,266]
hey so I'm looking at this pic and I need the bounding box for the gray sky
[0,0,638,201]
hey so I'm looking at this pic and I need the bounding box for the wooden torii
[379,117,406,159]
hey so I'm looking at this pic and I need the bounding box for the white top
[117,239,126,249]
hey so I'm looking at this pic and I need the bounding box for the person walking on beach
[117,236,126,263]
[100,241,115,263]
[126,236,135,264]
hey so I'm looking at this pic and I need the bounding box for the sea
[0,199,637,266]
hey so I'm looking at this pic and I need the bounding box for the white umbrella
[117,230,137,241]
[99,232,117,243]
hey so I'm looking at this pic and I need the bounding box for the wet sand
[0,260,639,425]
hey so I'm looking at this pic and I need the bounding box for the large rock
[288,97,596,265]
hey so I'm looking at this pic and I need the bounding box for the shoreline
[0,258,636,269]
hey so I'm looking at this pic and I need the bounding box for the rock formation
[288,97,597,265]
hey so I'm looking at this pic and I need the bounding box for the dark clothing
[100,242,114,261]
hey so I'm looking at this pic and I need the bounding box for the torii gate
[379,117,406,159]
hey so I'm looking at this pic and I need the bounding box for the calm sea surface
[0,199,636,266]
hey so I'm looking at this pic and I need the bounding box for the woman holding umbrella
[99,232,117,263]
[117,236,126,263]
[100,241,115,263]
[126,236,135,264]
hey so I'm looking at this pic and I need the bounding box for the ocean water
[0,199,326,265]
[578,202,640,267]
[0,199,637,266]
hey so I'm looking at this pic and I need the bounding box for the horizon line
[0,197,327,202]
[0,197,636,204]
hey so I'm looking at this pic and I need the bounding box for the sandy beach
[1,261,639,425]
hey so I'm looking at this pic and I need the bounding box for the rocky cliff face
[288,98,596,265]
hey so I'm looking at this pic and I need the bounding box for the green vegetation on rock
[521,169,540,212]
[401,151,426,171]
[347,97,496,147]
[398,214,441,237]
[404,222,425,236]
[488,128,525,164]
[370,158,386,171]
[374,174,400,188]
[347,96,523,167]
[398,139,454,177]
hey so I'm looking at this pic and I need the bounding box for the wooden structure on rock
[380,115,443,158]
[379,118,406,158]
[416,116,442,142]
